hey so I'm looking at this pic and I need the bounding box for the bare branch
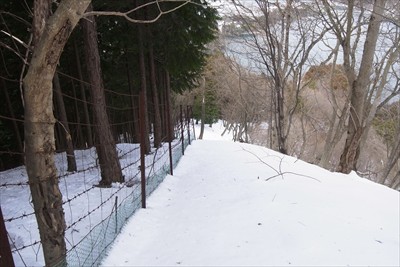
[83,0,194,24]
[0,30,29,49]
[241,147,321,183]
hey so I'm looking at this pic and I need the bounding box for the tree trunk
[1,79,24,164]
[275,82,287,154]
[199,77,205,140]
[319,46,349,169]
[73,39,93,148]
[82,3,123,186]
[148,39,162,148]
[24,1,91,265]
[53,72,77,172]
[165,70,174,141]
[70,77,85,148]
[137,23,151,153]
[159,76,167,140]
[390,171,400,190]
[381,132,400,186]
[338,0,385,173]
[159,69,169,140]
[359,37,400,158]
[124,47,140,143]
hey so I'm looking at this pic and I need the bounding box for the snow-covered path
[101,127,400,266]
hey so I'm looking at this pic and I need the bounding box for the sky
[101,122,400,266]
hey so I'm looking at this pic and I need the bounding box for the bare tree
[318,0,387,173]
[53,72,77,172]
[24,1,91,265]
[229,0,328,154]
[23,0,192,264]
[383,131,400,187]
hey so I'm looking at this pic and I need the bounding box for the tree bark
[73,39,93,148]
[159,71,167,140]
[137,23,151,153]
[381,130,400,186]
[165,70,175,141]
[70,76,85,148]
[124,47,140,143]
[32,0,52,45]
[199,77,205,140]
[53,72,77,172]
[338,0,386,173]
[82,3,123,186]
[24,1,91,265]
[149,38,162,148]
[319,46,349,169]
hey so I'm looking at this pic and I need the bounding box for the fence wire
[1,103,195,267]
[52,125,194,267]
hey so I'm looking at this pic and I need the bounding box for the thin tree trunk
[53,104,65,151]
[275,82,287,154]
[338,0,385,173]
[124,47,140,143]
[137,23,151,153]
[165,70,174,141]
[359,39,400,156]
[53,72,77,172]
[70,77,84,148]
[73,39,93,148]
[244,111,249,143]
[319,46,349,169]
[132,96,141,143]
[159,78,167,140]
[148,40,162,148]
[390,171,400,190]
[1,79,24,164]
[159,69,168,140]
[381,133,400,185]
[199,77,205,140]
[82,3,123,186]
[24,1,91,265]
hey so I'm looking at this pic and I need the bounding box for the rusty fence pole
[180,105,184,155]
[0,206,15,267]
[139,90,146,208]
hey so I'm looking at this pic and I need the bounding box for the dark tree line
[1,1,218,265]
[0,0,218,171]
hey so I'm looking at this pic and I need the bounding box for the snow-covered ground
[1,121,399,266]
[1,140,178,266]
[102,122,400,266]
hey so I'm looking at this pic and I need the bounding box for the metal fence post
[114,196,118,234]
[0,206,15,267]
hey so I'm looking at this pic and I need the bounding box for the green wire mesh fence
[54,126,194,267]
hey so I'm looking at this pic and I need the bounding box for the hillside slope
[102,123,400,266]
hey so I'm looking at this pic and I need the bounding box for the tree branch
[241,147,321,183]
[83,0,194,24]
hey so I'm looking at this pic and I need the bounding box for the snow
[1,121,399,266]
[0,141,175,266]
[101,122,400,266]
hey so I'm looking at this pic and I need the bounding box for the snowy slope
[101,123,400,266]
